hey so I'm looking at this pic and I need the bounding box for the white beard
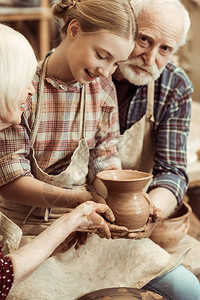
[118,57,165,85]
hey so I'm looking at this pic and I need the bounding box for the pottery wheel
[76,287,166,300]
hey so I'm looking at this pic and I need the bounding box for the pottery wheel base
[76,287,166,299]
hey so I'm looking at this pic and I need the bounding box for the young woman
[0,0,137,298]
[0,23,114,299]
[0,0,136,233]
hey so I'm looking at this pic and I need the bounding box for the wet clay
[96,170,153,230]
[150,202,192,252]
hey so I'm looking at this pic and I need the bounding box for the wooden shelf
[0,7,51,20]
[0,0,52,59]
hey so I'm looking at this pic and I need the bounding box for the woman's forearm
[7,212,78,287]
[7,201,112,287]
[0,176,91,208]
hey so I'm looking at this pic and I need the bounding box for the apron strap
[30,57,50,147]
[146,81,155,122]
[23,206,37,225]
[25,57,53,224]
[24,59,87,223]
[79,85,86,139]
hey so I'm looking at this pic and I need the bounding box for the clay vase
[150,202,192,252]
[96,169,153,231]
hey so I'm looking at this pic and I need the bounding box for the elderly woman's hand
[75,201,114,239]
[50,201,114,255]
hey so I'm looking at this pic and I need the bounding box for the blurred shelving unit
[178,0,200,102]
[0,0,52,60]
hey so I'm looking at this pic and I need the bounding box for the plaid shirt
[117,61,193,205]
[0,65,121,186]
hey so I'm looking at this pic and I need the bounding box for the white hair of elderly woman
[0,24,37,120]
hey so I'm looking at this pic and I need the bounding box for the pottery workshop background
[178,0,200,102]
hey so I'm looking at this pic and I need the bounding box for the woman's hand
[51,201,114,255]
[72,201,114,239]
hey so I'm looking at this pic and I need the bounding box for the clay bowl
[150,202,192,252]
[96,170,153,231]
[76,287,165,299]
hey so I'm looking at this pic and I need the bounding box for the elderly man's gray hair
[130,0,190,48]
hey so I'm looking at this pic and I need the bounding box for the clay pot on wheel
[96,169,153,231]
[150,202,192,252]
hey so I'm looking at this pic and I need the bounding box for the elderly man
[113,0,200,299]
[115,0,192,216]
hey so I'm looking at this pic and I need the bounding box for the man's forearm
[149,187,177,218]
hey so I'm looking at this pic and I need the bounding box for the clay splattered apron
[117,81,155,173]
[0,57,90,235]
[6,79,188,300]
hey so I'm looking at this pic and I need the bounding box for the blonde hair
[0,24,37,120]
[130,0,190,48]
[52,0,137,41]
